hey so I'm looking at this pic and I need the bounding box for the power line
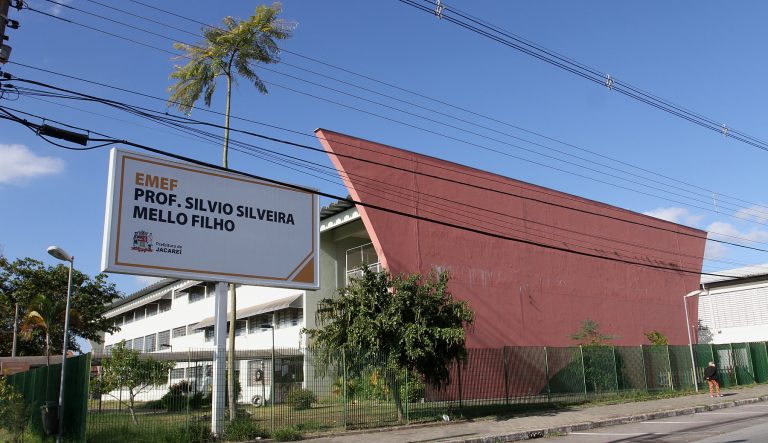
[400,0,768,154]
[21,1,768,220]
[5,73,768,258]
[7,69,768,253]
[0,104,734,278]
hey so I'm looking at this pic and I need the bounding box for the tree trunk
[45,332,50,366]
[224,72,238,421]
[386,371,404,422]
[128,390,138,425]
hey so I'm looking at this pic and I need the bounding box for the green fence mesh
[6,353,91,442]
[68,342,768,441]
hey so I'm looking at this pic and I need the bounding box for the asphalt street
[545,401,768,442]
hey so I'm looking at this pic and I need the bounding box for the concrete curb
[458,395,768,442]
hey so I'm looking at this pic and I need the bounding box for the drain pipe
[684,290,703,392]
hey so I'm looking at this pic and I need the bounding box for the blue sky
[1,0,767,297]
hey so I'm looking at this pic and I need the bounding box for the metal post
[211,282,228,436]
[405,367,409,423]
[612,346,619,392]
[342,349,347,430]
[666,345,674,390]
[640,346,648,392]
[502,347,510,406]
[56,258,73,443]
[270,326,275,435]
[684,291,700,392]
[543,347,551,403]
[457,361,463,417]
[731,343,739,386]
[579,346,587,399]
[11,302,18,357]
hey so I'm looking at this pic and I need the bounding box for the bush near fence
[84,342,768,440]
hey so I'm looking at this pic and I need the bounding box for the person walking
[704,361,722,397]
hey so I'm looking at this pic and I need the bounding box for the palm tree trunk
[45,331,50,366]
[224,72,238,421]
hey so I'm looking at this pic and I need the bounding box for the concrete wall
[317,129,706,347]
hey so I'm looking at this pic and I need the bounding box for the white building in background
[95,200,380,404]
[698,264,768,344]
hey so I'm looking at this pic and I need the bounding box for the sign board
[101,149,319,289]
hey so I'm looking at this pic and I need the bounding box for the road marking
[641,421,712,424]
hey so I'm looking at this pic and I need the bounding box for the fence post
[747,342,755,384]
[457,360,463,417]
[612,346,619,392]
[731,343,739,386]
[640,346,648,392]
[405,368,409,424]
[666,345,674,390]
[502,347,510,406]
[543,347,551,403]
[579,346,587,400]
[342,349,347,431]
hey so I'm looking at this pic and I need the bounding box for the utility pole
[1,0,21,64]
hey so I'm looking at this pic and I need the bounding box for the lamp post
[47,245,73,443]
[261,324,275,433]
[684,290,702,393]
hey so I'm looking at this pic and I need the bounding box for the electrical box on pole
[0,0,18,64]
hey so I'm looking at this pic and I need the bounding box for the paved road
[545,402,768,442]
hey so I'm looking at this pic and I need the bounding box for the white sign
[101,149,319,288]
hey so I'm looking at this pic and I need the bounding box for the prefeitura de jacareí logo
[131,230,153,253]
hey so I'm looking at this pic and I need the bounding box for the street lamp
[47,245,74,443]
[684,290,702,393]
[261,324,275,433]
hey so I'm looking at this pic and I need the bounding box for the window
[205,282,216,297]
[345,243,381,284]
[134,307,145,321]
[170,368,184,380]
[146,304,158,317]
[235,320,247,337]
[124,312,134,324]
[159,299,172,312]
[144,334,156,352]
[204,328,214,342]
[187,324,199,335]
[247,360,265,387]
[132,337,143,351]
[187,366,203,380]
[172,326,187,338]
[248,314,272,333]
[158,330,170,349]
[104,345,113,354]
[188,285,206,303]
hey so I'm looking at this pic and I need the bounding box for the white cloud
[703,240,729,260]
[0,144,65,184]
[706,221,768,243]
[643,207,704,227]
[734,204,768,225]
[49,0,72,16]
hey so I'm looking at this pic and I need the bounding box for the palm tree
[167,3,294,419]
[20,295,77,365]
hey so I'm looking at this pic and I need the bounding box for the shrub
[272,426,303,441]
[0,378,30,442]
[223,417,267,441]
[285,387,316,410]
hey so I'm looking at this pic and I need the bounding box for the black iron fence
[80,342,768,441]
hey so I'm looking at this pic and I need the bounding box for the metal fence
[84,342,768,440]
[6,353,91,442]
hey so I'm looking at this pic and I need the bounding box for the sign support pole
[212,282,228,436]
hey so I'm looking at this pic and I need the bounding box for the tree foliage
[570,318,617,346]
[0,256,121,357]
[97,341,176,425]
[304,266,474,420]
[644,330,669,346]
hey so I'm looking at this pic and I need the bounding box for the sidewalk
[302,384,768,442]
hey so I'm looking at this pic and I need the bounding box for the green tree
[570,318,617,346]
[644,330,669,346]
[0,256,120,357]
[304,266,474,421]
[97,341,176,425]
[167,3,294,418]
[20,294,76,366]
